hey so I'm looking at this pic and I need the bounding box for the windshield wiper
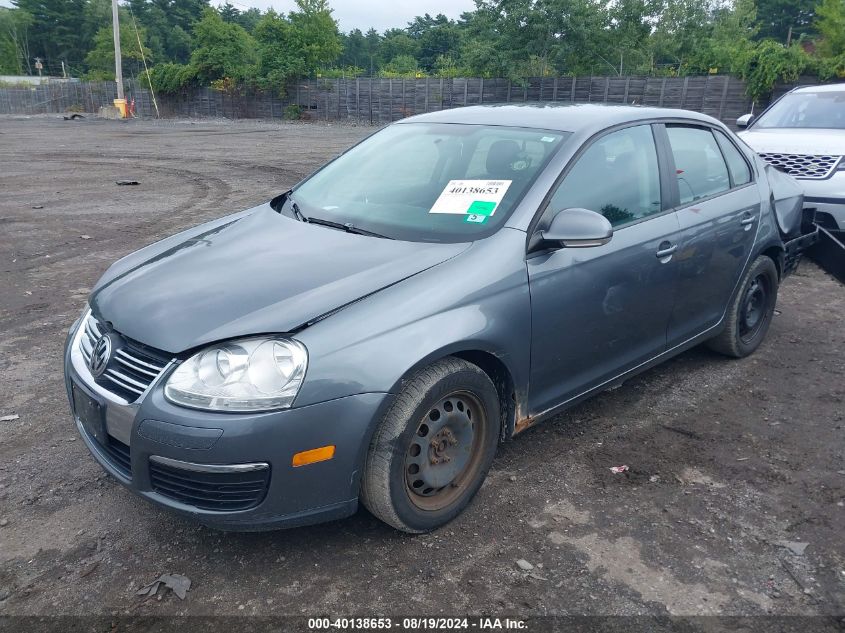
[282,189,309,223]
[283,190,392,239]
[305,216,394,240]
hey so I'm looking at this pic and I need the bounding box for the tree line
[1,0,844,101]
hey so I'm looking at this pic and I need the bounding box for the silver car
[738,83,845,231]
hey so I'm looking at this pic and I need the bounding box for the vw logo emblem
[88,334,112,378]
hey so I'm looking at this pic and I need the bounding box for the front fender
[293,228,532,413]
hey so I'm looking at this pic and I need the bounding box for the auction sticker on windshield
[429,180,512,217]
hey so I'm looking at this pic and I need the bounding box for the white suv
[738,83,845,230]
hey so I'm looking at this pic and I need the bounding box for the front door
[527,124,681,415]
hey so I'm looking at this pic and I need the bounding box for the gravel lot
[0,116,843,624]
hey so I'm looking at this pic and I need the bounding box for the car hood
[90,204,469,353]
[739,128,845,155]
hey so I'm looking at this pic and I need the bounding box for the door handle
[655,244,677,258]
[740,216,756,226]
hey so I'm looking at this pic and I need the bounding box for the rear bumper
[64,319,393,531]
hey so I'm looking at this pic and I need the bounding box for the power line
[128,4,159,117]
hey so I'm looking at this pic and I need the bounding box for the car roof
[792,83,845,94]
[397,103,721,133]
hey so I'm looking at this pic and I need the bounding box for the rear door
[526,123,682,415]
[658,124,761,347]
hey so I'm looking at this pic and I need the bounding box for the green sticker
[467,200,497,216]
[465,214,488,224]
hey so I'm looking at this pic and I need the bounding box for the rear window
[714,130,752,187]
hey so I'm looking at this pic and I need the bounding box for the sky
[0,0,479,33]
[221,0,477,32]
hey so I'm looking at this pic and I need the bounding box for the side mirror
[540,208,613,248]
[736,114,754,129]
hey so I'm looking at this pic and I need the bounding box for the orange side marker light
[292,445,336,467]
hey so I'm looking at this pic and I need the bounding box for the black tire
[360,357,501,533]
[708,255,779,358]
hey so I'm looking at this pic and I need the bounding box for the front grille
[760,153,841,180]
[102,436,131,478]
[79,314,169,402]
[149,459,270,511]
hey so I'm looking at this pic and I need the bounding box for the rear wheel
[708,255,779,358]
[361,357,500,533]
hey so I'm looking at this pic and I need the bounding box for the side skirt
[513,321,723,436]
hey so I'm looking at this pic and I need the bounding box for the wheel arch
[388,345,521,443]
[761,244,785,280]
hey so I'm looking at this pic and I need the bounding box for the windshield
[288,123,570,242]
[753,90,845,130]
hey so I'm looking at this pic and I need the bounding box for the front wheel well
[449,351,517,443]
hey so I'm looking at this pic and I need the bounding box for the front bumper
[64,318,392,531]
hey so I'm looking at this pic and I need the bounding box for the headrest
[486,140,522,175]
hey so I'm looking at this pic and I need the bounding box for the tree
[379,53,418,76]
[815,0,845,58]
[380,29,418,65]
[755,0,816,43]
[339,28,367,68]
[470,0,610,78]
[0,7,33,74]
[219,2,239,23]
[234,7,261,33]
[415,18,462,70]
[651,0,713,74]
[254,9,304,89]
[127,0,208,64]
[608,0,662,73]
[188,8,256,84]
[12,0,86,73]
[738,40,811,100]
[364,28,381,75]
[456,9,511,77]
[681,0,757,75]
[82,0,111,53]
[84,18,151,80]
[288,0,342,74]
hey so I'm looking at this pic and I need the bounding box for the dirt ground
[0,116,843,624]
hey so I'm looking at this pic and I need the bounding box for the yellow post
[113,98,127,118]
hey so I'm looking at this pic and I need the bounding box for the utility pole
[112,0,124,101]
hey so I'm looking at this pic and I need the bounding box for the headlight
[164,337,307,412]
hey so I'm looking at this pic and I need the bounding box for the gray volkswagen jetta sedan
[65,104,807,533]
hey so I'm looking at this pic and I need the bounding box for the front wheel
[708,255,779,358]
[360,357,501,533]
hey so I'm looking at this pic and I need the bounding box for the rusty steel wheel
[403,391,487,512]
[708,255,778,358]
[360,357,501,533]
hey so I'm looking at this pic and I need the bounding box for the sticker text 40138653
[429,180,512,218]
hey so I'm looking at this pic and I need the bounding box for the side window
[548,125,661,227]
[666,126,730,205]
[714,130,752,187]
